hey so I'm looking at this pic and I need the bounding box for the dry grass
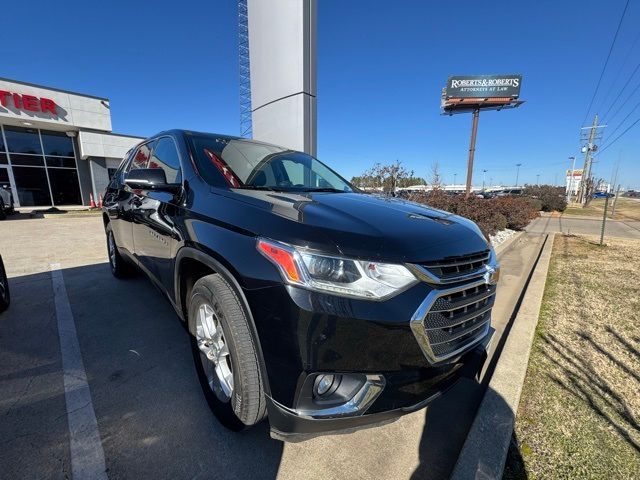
[564,197,640,221]
[505,234,640,479]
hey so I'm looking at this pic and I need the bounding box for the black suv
[103,130,499,441]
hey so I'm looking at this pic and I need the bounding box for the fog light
[315,374,335,396]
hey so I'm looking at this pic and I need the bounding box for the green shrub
[522,197,543,212]
[493,196,540,230]
[523,185,567,212]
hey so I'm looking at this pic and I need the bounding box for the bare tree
[430,161,442,189]
[381,161,412,195]
[354,161,417,195]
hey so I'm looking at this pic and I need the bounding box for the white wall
[0,78,112,132]
[248,0,316,155]
[78,131,143,160]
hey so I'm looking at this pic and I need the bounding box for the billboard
[445,74,522,99]
[566,169,583,195]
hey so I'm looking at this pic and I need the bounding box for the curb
[450,233,555,480]
[494,231,524,257]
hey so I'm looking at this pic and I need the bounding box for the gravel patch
[490,228,517,248]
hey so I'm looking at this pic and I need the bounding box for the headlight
[257,238,418,300]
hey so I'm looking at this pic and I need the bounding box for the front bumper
[242,265,496,440]
[266,330,493,441]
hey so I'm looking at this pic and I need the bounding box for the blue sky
[1,0,639,188]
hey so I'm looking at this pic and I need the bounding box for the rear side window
[149,138,181,184]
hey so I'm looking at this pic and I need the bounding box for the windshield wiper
[296,187,347,193]
[238,185,278,192]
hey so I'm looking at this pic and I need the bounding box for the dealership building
[0,77,144,208]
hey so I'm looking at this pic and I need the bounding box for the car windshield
[189,135,353,193]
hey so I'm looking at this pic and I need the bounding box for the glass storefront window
[45,157,76,168]
[8,154,45,166]
[1,125,83,207]
[12,166,52,206]
[4,126,43,155]
[41,131,75,157]
[47,168,81,205]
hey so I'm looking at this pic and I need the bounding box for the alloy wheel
[195,303,234,401]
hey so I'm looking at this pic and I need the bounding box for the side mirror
[125,168,180,192]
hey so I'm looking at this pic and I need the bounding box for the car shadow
[0,264,284,480]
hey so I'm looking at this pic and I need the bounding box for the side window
[149,138,181,184]
[129,142,153,171]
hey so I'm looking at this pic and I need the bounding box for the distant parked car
[592,192,614,198]
[0,186,14,220]
[0,255,9,312]
[496,188,523,197]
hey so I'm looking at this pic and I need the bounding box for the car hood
[215,189,490,263]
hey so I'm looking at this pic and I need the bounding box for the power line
[603,97,640,143]
[603,72,640,124]
[599,116,640,153]
[597,27,640,115]
[580,0,631,127]
[601,62,640,122]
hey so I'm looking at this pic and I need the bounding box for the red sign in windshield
[204,148,242,187]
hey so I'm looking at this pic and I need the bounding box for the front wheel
[188,273,266,431]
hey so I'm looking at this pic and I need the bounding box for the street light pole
[567,156,576,203]
[453,173,457,187]
[482,169,487,191]
[536,174,540,186]
[515,163,522,187]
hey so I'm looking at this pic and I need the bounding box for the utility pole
[600,194,609,246]
[611,184,622,217]
[515,163,522,187]
[465,108,480,198]
[578,114,599,205]
[567,156,576,203]
[610,154,620,196]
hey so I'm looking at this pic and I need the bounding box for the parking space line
[51,263,108,480]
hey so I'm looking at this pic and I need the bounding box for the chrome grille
[419,250,491,284]
[410,280,495,362]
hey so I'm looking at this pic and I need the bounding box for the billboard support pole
[465,108,480,198]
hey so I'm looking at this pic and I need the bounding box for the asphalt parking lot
[0,214,546,480]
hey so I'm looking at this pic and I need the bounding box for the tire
[0,257,10,312]
[105,223,132,278]
[188,273,266,430]
[0,201,6,221]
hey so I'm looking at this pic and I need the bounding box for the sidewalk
[528,214,640,239]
